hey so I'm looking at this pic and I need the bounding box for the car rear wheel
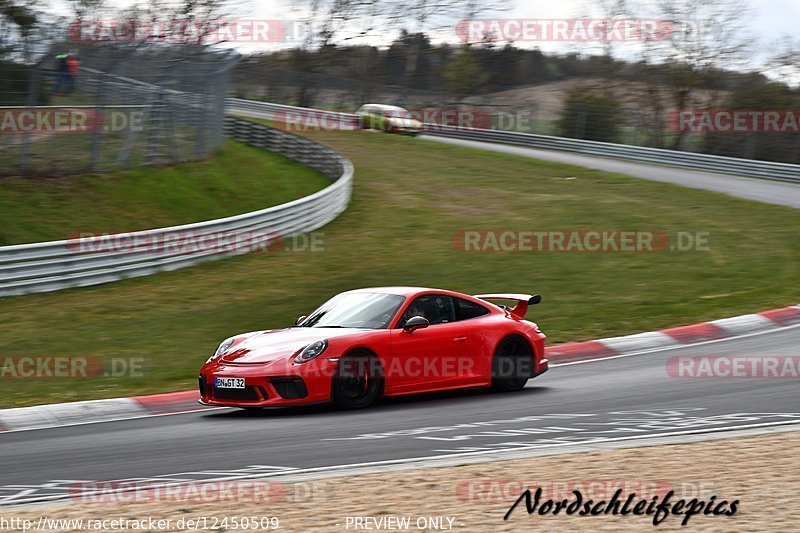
[332,351,384,409]
[491,336,533,392]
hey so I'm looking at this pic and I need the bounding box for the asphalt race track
[1,325,798,505]
[421,136,800,209]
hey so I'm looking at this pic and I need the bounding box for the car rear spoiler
[475,294,541,319]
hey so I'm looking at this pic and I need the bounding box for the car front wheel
[332,351,384,409]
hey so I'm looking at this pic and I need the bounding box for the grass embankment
[0,125,797,406]
[0,140,331,245]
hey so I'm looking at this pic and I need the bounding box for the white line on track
[4,420,800,507]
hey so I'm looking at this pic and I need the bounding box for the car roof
[347,286,461,298]
[344,287,502,314]
[360,104,407,112]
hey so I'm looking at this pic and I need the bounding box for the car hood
[218,327,365,364]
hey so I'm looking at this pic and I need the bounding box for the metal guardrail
[424,125,800,183]
[226,99,800,183]
[227,98,361,129]
[0,118,353,297]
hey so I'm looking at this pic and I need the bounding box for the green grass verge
[0,140,331,245]
[0,124,797,407]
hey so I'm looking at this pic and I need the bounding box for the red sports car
[199,287,548,409]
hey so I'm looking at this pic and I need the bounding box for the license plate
[215,377,245,389]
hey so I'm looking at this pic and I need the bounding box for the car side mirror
[403,316,429,333]
[295,315,307,326]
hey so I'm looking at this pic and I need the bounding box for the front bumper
[392,127,422,135]
[199,357,338,407]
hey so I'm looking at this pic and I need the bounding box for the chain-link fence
[0,43,240,176]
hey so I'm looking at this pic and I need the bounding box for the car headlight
[206,337,235,363]
[295,339,328,364]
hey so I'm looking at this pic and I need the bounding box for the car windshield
[385,107,410,118]
[300,292,405,329]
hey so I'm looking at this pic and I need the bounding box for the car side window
[400,295,456,327]
[454,297,490,321]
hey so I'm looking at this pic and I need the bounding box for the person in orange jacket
[65,52,80,95]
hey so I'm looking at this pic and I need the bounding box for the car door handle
[452,336,468,343]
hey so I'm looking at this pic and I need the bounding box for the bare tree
[384,0,506,88]
[112,0,236,45]
[286,0,384,49]
[0,0,37,60]
[643,0,754,149]
[67,0,106,21]
[575,0,638,114]
[769,36,800,88]
[285,0,383,106]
